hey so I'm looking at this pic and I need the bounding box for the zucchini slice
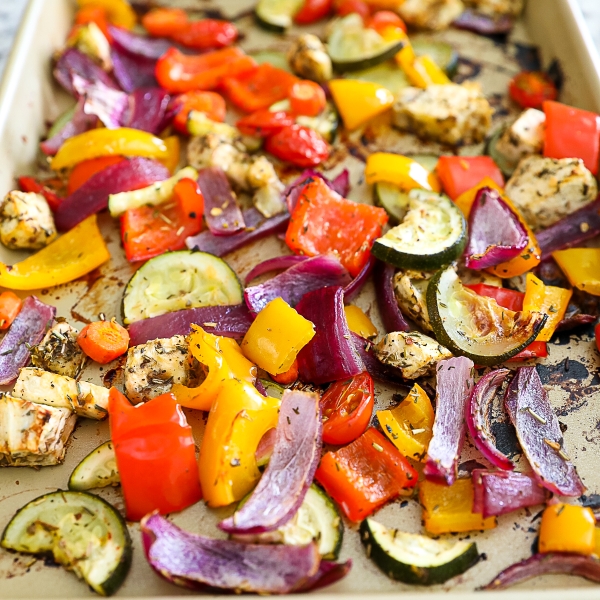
[327,14,406,72]
[371,190,467,270]
[122,250,243,324]
[249,50,292,72]
[255,0,304,32]
[374,182,410,224]
[426,265,548,366]
[1,491,132,596]
[270,99,339,142]
[485,125,516,177]
[411,39,459,79]
[69,441,120,491]
[360,518,479,586]
[233,485,343,560]
[352,61,411,96]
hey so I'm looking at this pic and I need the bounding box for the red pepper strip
[170,19,238,50]
[221,63,299,113]
[315,427,417,522]
[506,340,548,362]
[236,109,295,137]
[436,156,505,201]
[265,124,330,168]
[109,388,202,522]
[173,91,226,134]
[156,47,256,94]
[121,178,203,263]
[18,176,63,212]
[595,322,600,354]
[294,0,333,24]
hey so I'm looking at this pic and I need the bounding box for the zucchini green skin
[331,40,405,73]
[351,60,411,96]
[411,39,459,79]
[249,50,292,72]
[254,12,287,33]
[69,441,120,491]
[1,490,132,596]
[373,182,410,225]
[360,518,479,586]
[254,0,304,32]
[485,126,516,178]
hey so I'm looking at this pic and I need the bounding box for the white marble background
[0,0,598,78]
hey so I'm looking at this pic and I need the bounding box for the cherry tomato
[595,322,600,354]
[508,71,558,110]
[294,0,333,24]
[236,109,295,137]
[265,124,329,167]
[321,372,374,445]
[336,0,371,19]
[170,19,238,51]
[142,8,188,37]
[172,91,227,133]
[289,80,327,116]
[366,10,407,34]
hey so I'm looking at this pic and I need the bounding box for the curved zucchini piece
[371,190,467,270]
[249,50,292,72]
[426,265,548,366]
[360,518,479,585]
[122,250,243,324]
[331,40,405,72]
[352,61,411,96]
[270,99,339,142]
[1,491,132,596]
[69,441,120,491]
[411,39,459,79]
[255,0,304,32]
[485,125,515,178]
[374,182,410,224]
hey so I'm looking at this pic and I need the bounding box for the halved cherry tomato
[67,156,126,195]
[142,7,188,37]
[290,80,327,117]
[336,0,370,19]
[596,322,600,354]
[294,0,333,23]
[265,124,329,167]
[321,372,374,445]
[236,109,295,137]
[436,156,505,201]
[75,5,112,42]
[508,71,558,110]
[172,91,226,134]
[18,176,64,212]
[170,19,238,51]
[366,11,406,34]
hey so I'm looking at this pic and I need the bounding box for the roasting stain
[453,57,483,83]
[512,43,542,71]
[490,420,521,459]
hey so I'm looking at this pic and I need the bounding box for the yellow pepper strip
[420,479,497,534]
[77,0,136,29]
[171,326,256,411]
[51,128,169,171]
[595,528,600,557]
[539,504,596,555]
[397,45,450,88]
[454,176,504,217]
[160,136,181,174]
[329,80,394,131]
[241,298,315,376]
[553,248,600,296]
[199,378,280,507]
[344,305,378,338]
[365,152,441,192]
[0,215,109,291]
[523,273,572,341]
[378,383,434,461]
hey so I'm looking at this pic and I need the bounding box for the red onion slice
[141,513,322,594]
[72,74,130,129]
[219,389,322,534]
[343,255,375,302]
[466,368,514,470]
[125,88,174,135]
[285,168,350,213]
[504,366,585,497]
[296,286,365,385]
[108,25,172,60]
[197,167,245,236]
[472,470,549,518]
[373,260,409,333]
[424,357,475,486]
[484,553,600,590]
[40,98,97,156]
[54,48,120,96]
[453,9,514,34]
[464,187,528,269]
[295,559,353,592]
[110,46,158,93]
[0,297,55,385]
[330,168,350,197]
[244,255,309,285]
[351,332,408,386]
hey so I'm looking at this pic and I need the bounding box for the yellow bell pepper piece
[160,136,181,174]
[77,0,136,29]
[378,383,433,461]
[344,305,378,338]
[553,248,600,296]
[51,128,169,171]
[595,527,600,557]
[199,378,280,507]
[0,215,109,291]
[523,273,572,341]
[539,504,596,555]
[454,176,504,217]
[420,479,497,534]
[241,298,315,376]
[397,45,450,88]
[365,152,441,192]
[329,80,394,131]
[171,326,256,411]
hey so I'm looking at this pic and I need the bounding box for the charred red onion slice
[125,88,174,135]
[244,255,309,285]
[424,357,475,486]
[54,48,120,96]
[344,255,376,302]
[219,389,322,534]
[296,286,365,385]
[141,513,322,594]
[373,260,409,333]
[504,366,584,497]
[464,187,528,269]
[197,167,245,236]
[453,9,514,34]
[471,470,548,518]
[110,46,158,93]
[483,553,600,590]
[0,297,55,385]
[244,255,351,315]
[556,313,596,332]
[466,368,514,470]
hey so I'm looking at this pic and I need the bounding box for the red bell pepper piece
[236,109,295,137]
[156,47,256,94]
[121,178,203,262]
[506,340,548,362]
[436,156,505,201]
[336,0,370,19]
[75,5,112,42]
[508,71,557,110]
[18,176,64,212]
[543,100,600,175]
[595,322,600,354]
[264,124,330,167]
[294,0,333,24]
[315,427,417,522]
[221,63,299,113]
[67,156,126,195]
[109,388,202,521]
[172,91,227,134]
[285,177,388,276]
[142,8,188,37]
[170,19,238,50]
[366,11,407,34]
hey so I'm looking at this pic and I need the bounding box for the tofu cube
[31,321,87,378]
[398,0,465,31]
[495,108,546,167]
